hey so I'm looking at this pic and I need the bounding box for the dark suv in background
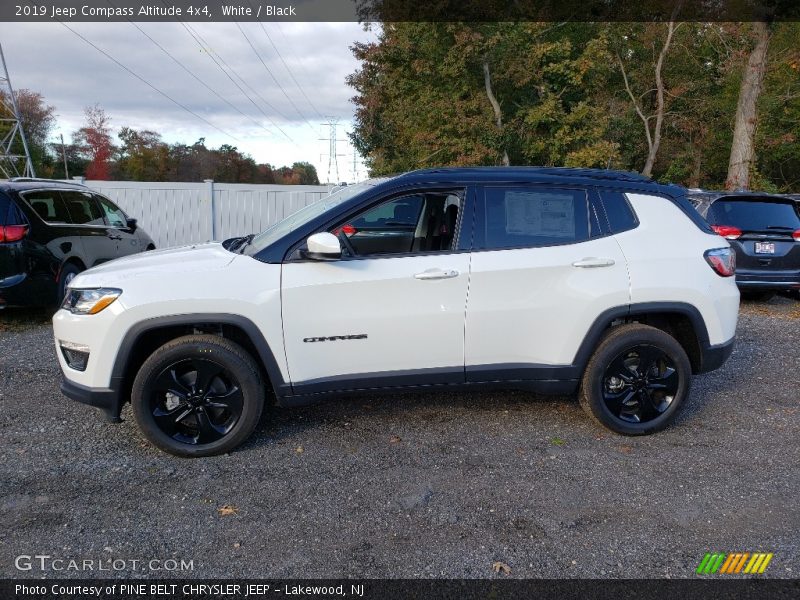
[689,192,800,300]
[0,178,155,308]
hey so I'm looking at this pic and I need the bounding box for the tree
[72,105,114,180]
[726,21,771,190]
[348,23,618,176]
[289,162,320,185]
[115,127,170,181]
[614,19,681,177]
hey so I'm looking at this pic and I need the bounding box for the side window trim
[474,184,592,252]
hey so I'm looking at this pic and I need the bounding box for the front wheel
[579,324,691,435]
[131,335,265,457]
[57,263,83,304]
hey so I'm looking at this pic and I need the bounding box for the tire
[57,263,83,304]
[131,335,265,457]
[579,324,691,436]
[740,291,775,302]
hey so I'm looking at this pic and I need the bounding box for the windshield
[243,180,386,255]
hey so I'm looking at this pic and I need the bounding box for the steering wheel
[337,229,357,257]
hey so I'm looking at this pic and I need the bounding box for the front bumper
[60,377,124,422]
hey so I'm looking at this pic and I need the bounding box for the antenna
[319,118,346,184]
[0,43,35,178]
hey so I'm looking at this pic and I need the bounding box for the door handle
[414,268,459,280]
[106,231,122,240]
[572,257,615,268]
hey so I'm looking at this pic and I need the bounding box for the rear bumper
[60,377,124,422]
[0,272,57,307]
[736,270,800,291]
[697,337,735,374]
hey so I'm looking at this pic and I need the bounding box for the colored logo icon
[696,552,773,574]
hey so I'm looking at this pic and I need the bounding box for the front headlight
[62,288,122,315]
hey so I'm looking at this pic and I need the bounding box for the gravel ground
[0,297,798,580]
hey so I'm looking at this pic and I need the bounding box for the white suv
[53,168,739,457]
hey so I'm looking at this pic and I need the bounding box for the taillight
[793,229,800,241]
[704,248,736,277]
[711,225,742,240]
[0,224,28,243]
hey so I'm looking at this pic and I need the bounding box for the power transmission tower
[349,152,366,183]
[319,118,346,184]
[0,43,35,178]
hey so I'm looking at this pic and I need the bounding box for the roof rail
[527,167,653,182]
[8,177,87,186]
[410,166,654,183]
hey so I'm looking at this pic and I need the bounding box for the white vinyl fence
[80,179,333,249]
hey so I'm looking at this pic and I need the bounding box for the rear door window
[22,190,72,224]
[60,191,105,226]
[481,187,590,250]
[707,198,800,231]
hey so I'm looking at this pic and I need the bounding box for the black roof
[378,166,684,198]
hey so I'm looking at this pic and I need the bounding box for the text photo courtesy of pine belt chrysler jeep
[52,167,739,457]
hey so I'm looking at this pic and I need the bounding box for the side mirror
[305,232,341,261]
[126,217,138,231]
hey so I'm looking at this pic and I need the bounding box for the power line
[243,2,325,120]
[234,21,317,131]
[59,22,243,143]
[112,10,278,139]
[178,21,298,145]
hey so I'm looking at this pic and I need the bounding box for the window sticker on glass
[505,192,576,238]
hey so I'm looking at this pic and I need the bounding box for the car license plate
[755,242,775,254]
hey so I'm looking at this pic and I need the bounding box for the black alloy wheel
[601,345,679,423]
[148,358,243,445]
[579,324,691,435]
[132,335,264,457]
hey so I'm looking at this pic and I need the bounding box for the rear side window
[707,198,800,230]
[600,191,638,233]
[61,191,105,226]
[22,191,71,224]
[483,187,589,249]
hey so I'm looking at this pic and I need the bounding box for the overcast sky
[0,21,378,182]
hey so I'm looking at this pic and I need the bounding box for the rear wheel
[131,335,265,457]
[579,324,691,435]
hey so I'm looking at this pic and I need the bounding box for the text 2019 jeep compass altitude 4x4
[53,168,739,457]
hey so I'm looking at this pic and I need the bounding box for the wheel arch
[112,314,288,415]
[575,302,709,375]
